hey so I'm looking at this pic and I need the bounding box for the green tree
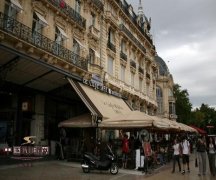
[173,84,192,124]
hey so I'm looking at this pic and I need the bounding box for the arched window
[72,39,80,64]
[156,86,163,114]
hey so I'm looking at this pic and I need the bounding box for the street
[0,155,215,180]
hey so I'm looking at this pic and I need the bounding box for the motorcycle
[81,144,118,175]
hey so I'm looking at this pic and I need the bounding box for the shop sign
[83,78,122,98]
[4,136,49,160]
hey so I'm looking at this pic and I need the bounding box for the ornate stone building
[0,0,176,151]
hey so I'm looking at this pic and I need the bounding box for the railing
[107,41,116,53]
[119,24,146,53]
[91,0,104,11]
[46,0,86,29]
[146,72,151,79]
[130,60,136,69]
[0,12,88,71]
[120,51,127,61]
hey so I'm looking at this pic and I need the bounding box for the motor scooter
[81,144,118,175]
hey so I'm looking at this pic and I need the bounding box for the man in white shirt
[181,136,190,174]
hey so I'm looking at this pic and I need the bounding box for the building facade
[155,55,177,121]
[0,0,175,155]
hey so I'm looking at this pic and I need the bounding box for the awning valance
[99,111,154,129]
[58,113,95,128]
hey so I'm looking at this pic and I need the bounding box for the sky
[126,0,216,109]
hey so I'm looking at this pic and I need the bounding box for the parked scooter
[81,144,118,175]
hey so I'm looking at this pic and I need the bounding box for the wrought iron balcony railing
[120,51,127,61]
[0,12,88,71]
[119,24,146,53]
[46,0,86,29]
[107,41,116,53]
[91,0,104,11]
[146,72,151,79]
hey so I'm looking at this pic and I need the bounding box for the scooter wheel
[82,167,90,173]
[110,164,118,175]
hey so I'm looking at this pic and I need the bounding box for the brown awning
[58,113,95,128]
[68,78,132,120]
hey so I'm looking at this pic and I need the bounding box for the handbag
[195,158,198,167]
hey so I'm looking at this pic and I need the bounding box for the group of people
[120,132,173,173]
[120,132,216,177]
[171,135,216,177]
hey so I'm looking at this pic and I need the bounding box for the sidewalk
[0,153,215,180]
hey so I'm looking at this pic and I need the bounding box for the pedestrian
[171,139,182,173]
[206,137,216,176]
[181,136,190,174]
[121,132,129,169]
[196,136,207,176]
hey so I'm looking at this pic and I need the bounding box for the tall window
[108,28,114,43]
[90,13,96,27]
[139,79,143,92]
[108,56,114,75]
[32,13,43,34]
[72,39,80,63]
[131,72,135,87]
[120,65,125,81]
[75,0,81,14]
[121,40,126,53]
[156,86,163,114]
[89,48,95,64]
[4,0,23,31]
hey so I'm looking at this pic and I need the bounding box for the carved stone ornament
[54,15,67,28]
[32,1,48,16]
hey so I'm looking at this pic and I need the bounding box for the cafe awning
[189,125,205,134]
[68,78,132,120]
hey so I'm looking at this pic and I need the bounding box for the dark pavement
[0,153,215,180]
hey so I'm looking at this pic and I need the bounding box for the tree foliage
[191,104,216,134]
[173,84,192,124]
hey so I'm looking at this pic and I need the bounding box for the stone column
[31,94,45,145]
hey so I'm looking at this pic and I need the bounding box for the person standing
[181,136,190,174]
[196,136,207,176]
[121,133,129,168]
[206,137,216,176]
[172,139,182,173]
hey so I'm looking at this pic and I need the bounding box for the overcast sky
[127,0,216,108]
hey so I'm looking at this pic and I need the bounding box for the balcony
[120,51,127,61]
[107,41,116,53]
[0,12,88,71]
[119,24,146,54]
[104,11,118,28]
[130,60,136,69]
[46,0,86,29]
[89,25,100,40]
[138,66,144,74]
[91,0,104,11]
